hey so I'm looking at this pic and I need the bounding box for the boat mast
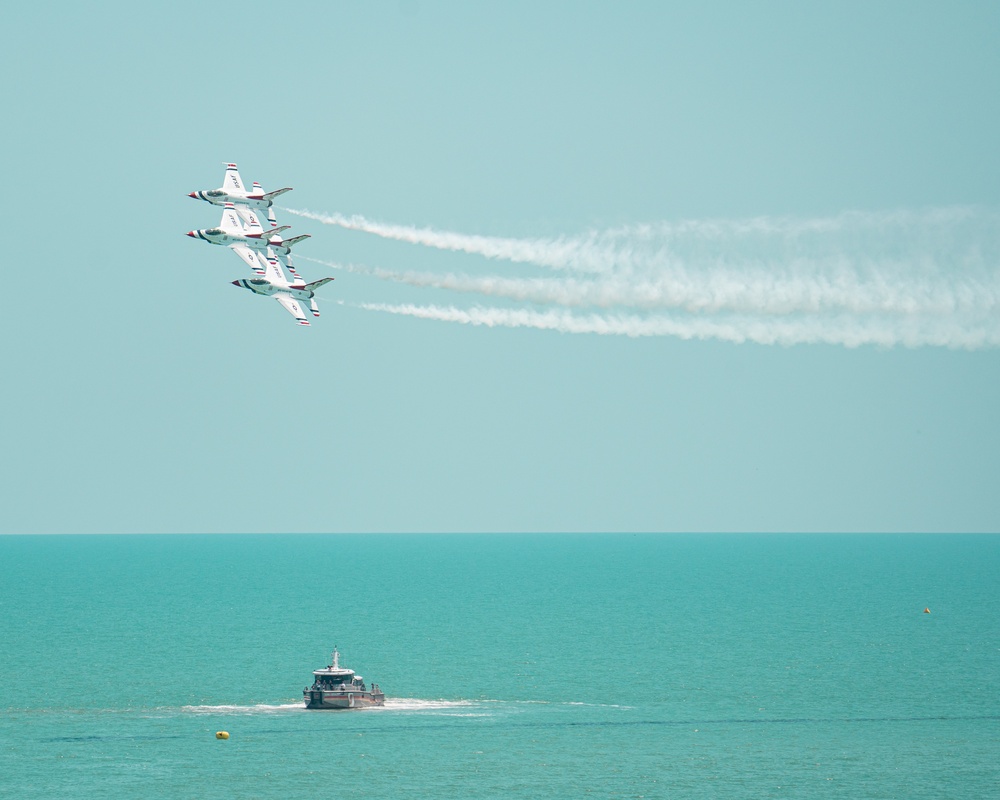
[332,647,339,670]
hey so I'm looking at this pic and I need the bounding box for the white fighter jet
[231,250,334,326]
[186,203,310,272]
[188,163,292,217]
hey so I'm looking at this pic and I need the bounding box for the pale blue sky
[1,1,997,532]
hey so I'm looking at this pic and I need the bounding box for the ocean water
[1,533,997,799]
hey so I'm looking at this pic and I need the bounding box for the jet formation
[187,163,332,325]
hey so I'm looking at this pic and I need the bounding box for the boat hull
[304,689,385,710]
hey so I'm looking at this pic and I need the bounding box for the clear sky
[1,1,998,533]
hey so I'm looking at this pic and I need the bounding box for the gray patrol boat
[304,648,385,709]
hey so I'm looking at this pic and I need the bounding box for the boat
[303,648,385,709]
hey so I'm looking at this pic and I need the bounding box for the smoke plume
[288,207,1000,348]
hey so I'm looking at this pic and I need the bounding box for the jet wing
[275,251,303,284]
[233,203,266,233]
[220,203,245,232]
[262,249,295,284]
[274,294,310,326]
[230,244,266,274]
[223,163,246,194]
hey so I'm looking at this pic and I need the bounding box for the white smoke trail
[286,208,608,272]
[301,255,998,318]
[285,206,1000,278]
[290,207,1000,348]
[354,303,1000,349]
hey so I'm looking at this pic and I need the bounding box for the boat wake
[178,698,633,716]
[179,699,483,716]
[375,698,484,714]
[181,703,304,715]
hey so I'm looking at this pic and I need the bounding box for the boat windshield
[315,675,365,688]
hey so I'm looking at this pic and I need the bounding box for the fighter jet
[231,250,334,326]
[188,163,291,215]
[186,203,310,272]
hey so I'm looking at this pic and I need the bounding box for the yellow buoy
[216,731,230,739]
[923,608,931,614]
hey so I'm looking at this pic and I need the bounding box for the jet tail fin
[264,225,292,236]
[282,234,311,249]
[263,187,292,201]
[305,277,334,291]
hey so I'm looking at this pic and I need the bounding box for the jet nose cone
[187,192,198,199]
[186,231,196,238]
[231,280,241,287]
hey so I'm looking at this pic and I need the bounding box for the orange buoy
[923,608,931,614]
[216,731,230,739]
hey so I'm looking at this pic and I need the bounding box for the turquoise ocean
[1,534,997,799]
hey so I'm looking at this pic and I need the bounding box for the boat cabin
[310,648,368,691]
